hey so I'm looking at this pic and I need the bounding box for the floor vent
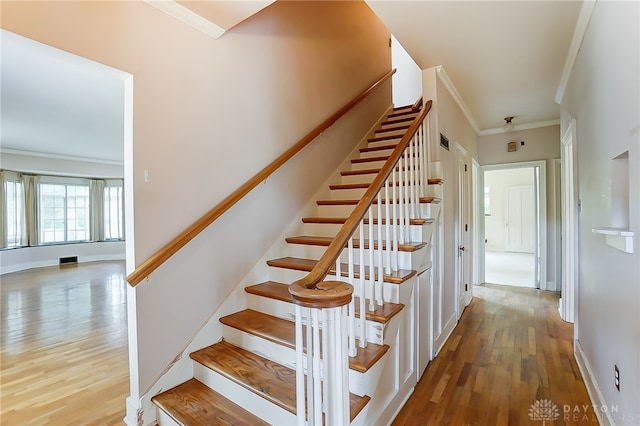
[59,256,78,265]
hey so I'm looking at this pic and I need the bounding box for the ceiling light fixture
[504,116,515,132]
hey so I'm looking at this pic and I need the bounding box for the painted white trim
[433,312,457,358]
[574,339,613,426]
[478,119,561,136]
[555,0,598,104]
[143,0,226,39]
[0,148,124,167]
[481,161,547,291]
[435,66,480,134]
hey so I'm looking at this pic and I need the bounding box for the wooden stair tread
[341,168,380,176]
[245,282,405,324]
[151,378,269,426]
[381,116,415,126]
[317,196,436,206]
[354,296,405,324]
[428,178,444,184]
[388,109,418,118]
[329,181,437,190]
[374,124,410,134]
[351,155,390,164]
[266,256,416,284]
[286,235,426,252]
[190,341,370,420]
[368,134,403,143]
[221,309,391,372]
[360,143,398,153]
[302,216,432,226]
[221,309,294,348]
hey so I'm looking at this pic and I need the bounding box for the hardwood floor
[1,261,129,426]
[1,263,595,426]
[392,283,597,426]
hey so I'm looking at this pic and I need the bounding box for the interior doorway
[482,162,546,289]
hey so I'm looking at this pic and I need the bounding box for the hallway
[393,284,597,425]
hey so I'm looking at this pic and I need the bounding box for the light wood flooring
[393,283,597,426]
[1,262,595,426]
[1,261,129,425]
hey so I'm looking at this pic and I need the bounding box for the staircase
[151,102,442,425]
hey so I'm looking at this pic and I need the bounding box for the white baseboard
[433,313,457,358]
[574,339,614,426]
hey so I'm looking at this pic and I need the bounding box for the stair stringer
[140,105,393,426]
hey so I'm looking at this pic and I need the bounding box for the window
[104,182,124,240]
[1,171,124,249]
[39,182,90,243]
[484,186,491,215]
[3,178,24,248]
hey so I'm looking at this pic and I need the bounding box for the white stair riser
[284,244,429,273]
[301,223,427,242]
[329,187,426,200]
[244,293,391,346]
[375,127,408,137]
[156,409,181,426]
[222,325,297,368]
[359,148,394,159]
[317,203,435,219]
[366,138,401,149]
[350,159,387,171]
[380,121,414,131]
[193,363,297,426]
[340,170,421,185]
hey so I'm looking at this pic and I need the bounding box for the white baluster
[295,305,305,426]
[398,155,405,245]
[376,193,383,306]
[384,179,391,275]
[367,205,375,312]
[407,135,416,219]
[403,148,410,242]
[392,164,399,272]
[348,237,356,357]
[311,309,322,426]
[358,222,366,348]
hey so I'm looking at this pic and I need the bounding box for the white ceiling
[366,0,582,132]
[0,30,126,164]
[0,1,582,164]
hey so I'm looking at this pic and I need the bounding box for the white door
[457,146,471,318]
[505,185,535,253]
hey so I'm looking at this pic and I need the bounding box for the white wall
[423,66,479,339]
[391,35,422,107]
[560,1,639,423]
[478,125,560,289]
[0,0,392,407]
[1,241,125,274]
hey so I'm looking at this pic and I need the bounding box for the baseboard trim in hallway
[575,339,612,426]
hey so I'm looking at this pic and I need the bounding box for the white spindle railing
[289,100,432,425]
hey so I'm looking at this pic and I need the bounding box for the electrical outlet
[615,365,620,391]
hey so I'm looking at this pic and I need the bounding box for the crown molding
[555,0,598,104]
[0,148,124,167]
[478,119,561,136]
[435,65,480,134]
[143,0,226,39]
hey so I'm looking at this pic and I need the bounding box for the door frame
[455,143,472,318]
[480,160,547,290]
[560,119,577,324]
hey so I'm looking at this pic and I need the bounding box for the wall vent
[59,256,78,265]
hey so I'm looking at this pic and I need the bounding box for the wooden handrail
[127,69,396,286]
[411,96,423,112]
[289,100,432,306]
